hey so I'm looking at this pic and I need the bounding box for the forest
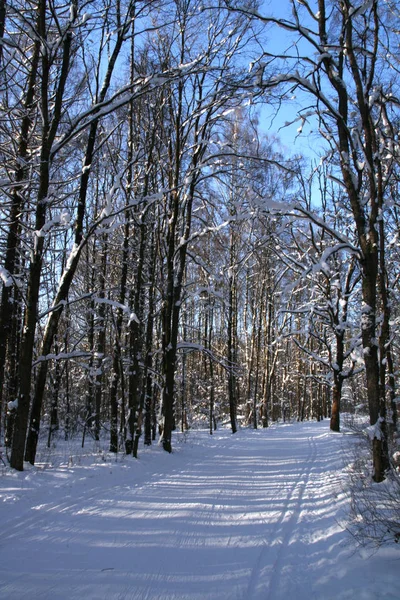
[0,0,399,489]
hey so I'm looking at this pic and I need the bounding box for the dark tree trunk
[4,295,22,448]
[47,341,61,449]
[82,289,95,449]
[10,8,52,468]
[143,232,156,446]
[330,377,342,433]
[227,272,237,435]
[17,7,74,467]
[0,35,40,445]
[109,217,129,453]
[94,239,107,442]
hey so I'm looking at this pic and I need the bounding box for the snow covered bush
[344,417,400,548]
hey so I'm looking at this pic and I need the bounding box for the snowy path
[0,421,399,599]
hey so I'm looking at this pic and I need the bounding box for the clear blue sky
[255,0,325,163]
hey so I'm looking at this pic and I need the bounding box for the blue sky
[254,0,327,163]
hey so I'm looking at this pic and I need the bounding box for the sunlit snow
[0,421,398,599]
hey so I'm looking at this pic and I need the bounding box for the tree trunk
[46,340,61,449]
[143,231,156,446]
[109,215,129,453]
[330,376,342,433]
[227,267,238,435]
[94,238,107,442]
[0,34,40,445]
[10,10,52,468]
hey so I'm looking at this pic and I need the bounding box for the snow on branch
[0,266,13,288]
[51,61,212,159]
[33,350,92,367]
[176,342,230,372]
[261,198,361,258]
[92,296,140,325]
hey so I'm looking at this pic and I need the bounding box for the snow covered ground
[0,421,399,599]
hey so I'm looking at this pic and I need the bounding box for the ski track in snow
[0,421,399,600]
[245,434,318,600]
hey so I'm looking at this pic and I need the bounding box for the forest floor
[0,420,399,599]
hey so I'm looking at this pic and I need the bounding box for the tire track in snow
[0,469,155,546]
[244,433,318,600]
[265,434,318,600]
[0,484,108,544]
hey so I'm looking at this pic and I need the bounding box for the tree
[151,0,255,451]
[9,0,77,470]
[226,0,399,481]
[3,0,174,468]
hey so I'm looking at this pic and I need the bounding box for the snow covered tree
[225,0,399,481]
[148,1,257,452]
[1,0,175,468]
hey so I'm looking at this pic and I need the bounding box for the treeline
[0,0,399,481]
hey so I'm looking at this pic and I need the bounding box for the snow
[366,417,385,441]
[349,1,374,18]
[0,421,398,599]
[35,209,73,237]
[7,399,18,411]
[0,266,13,287]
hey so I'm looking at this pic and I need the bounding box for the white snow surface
[0,421,399,599]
